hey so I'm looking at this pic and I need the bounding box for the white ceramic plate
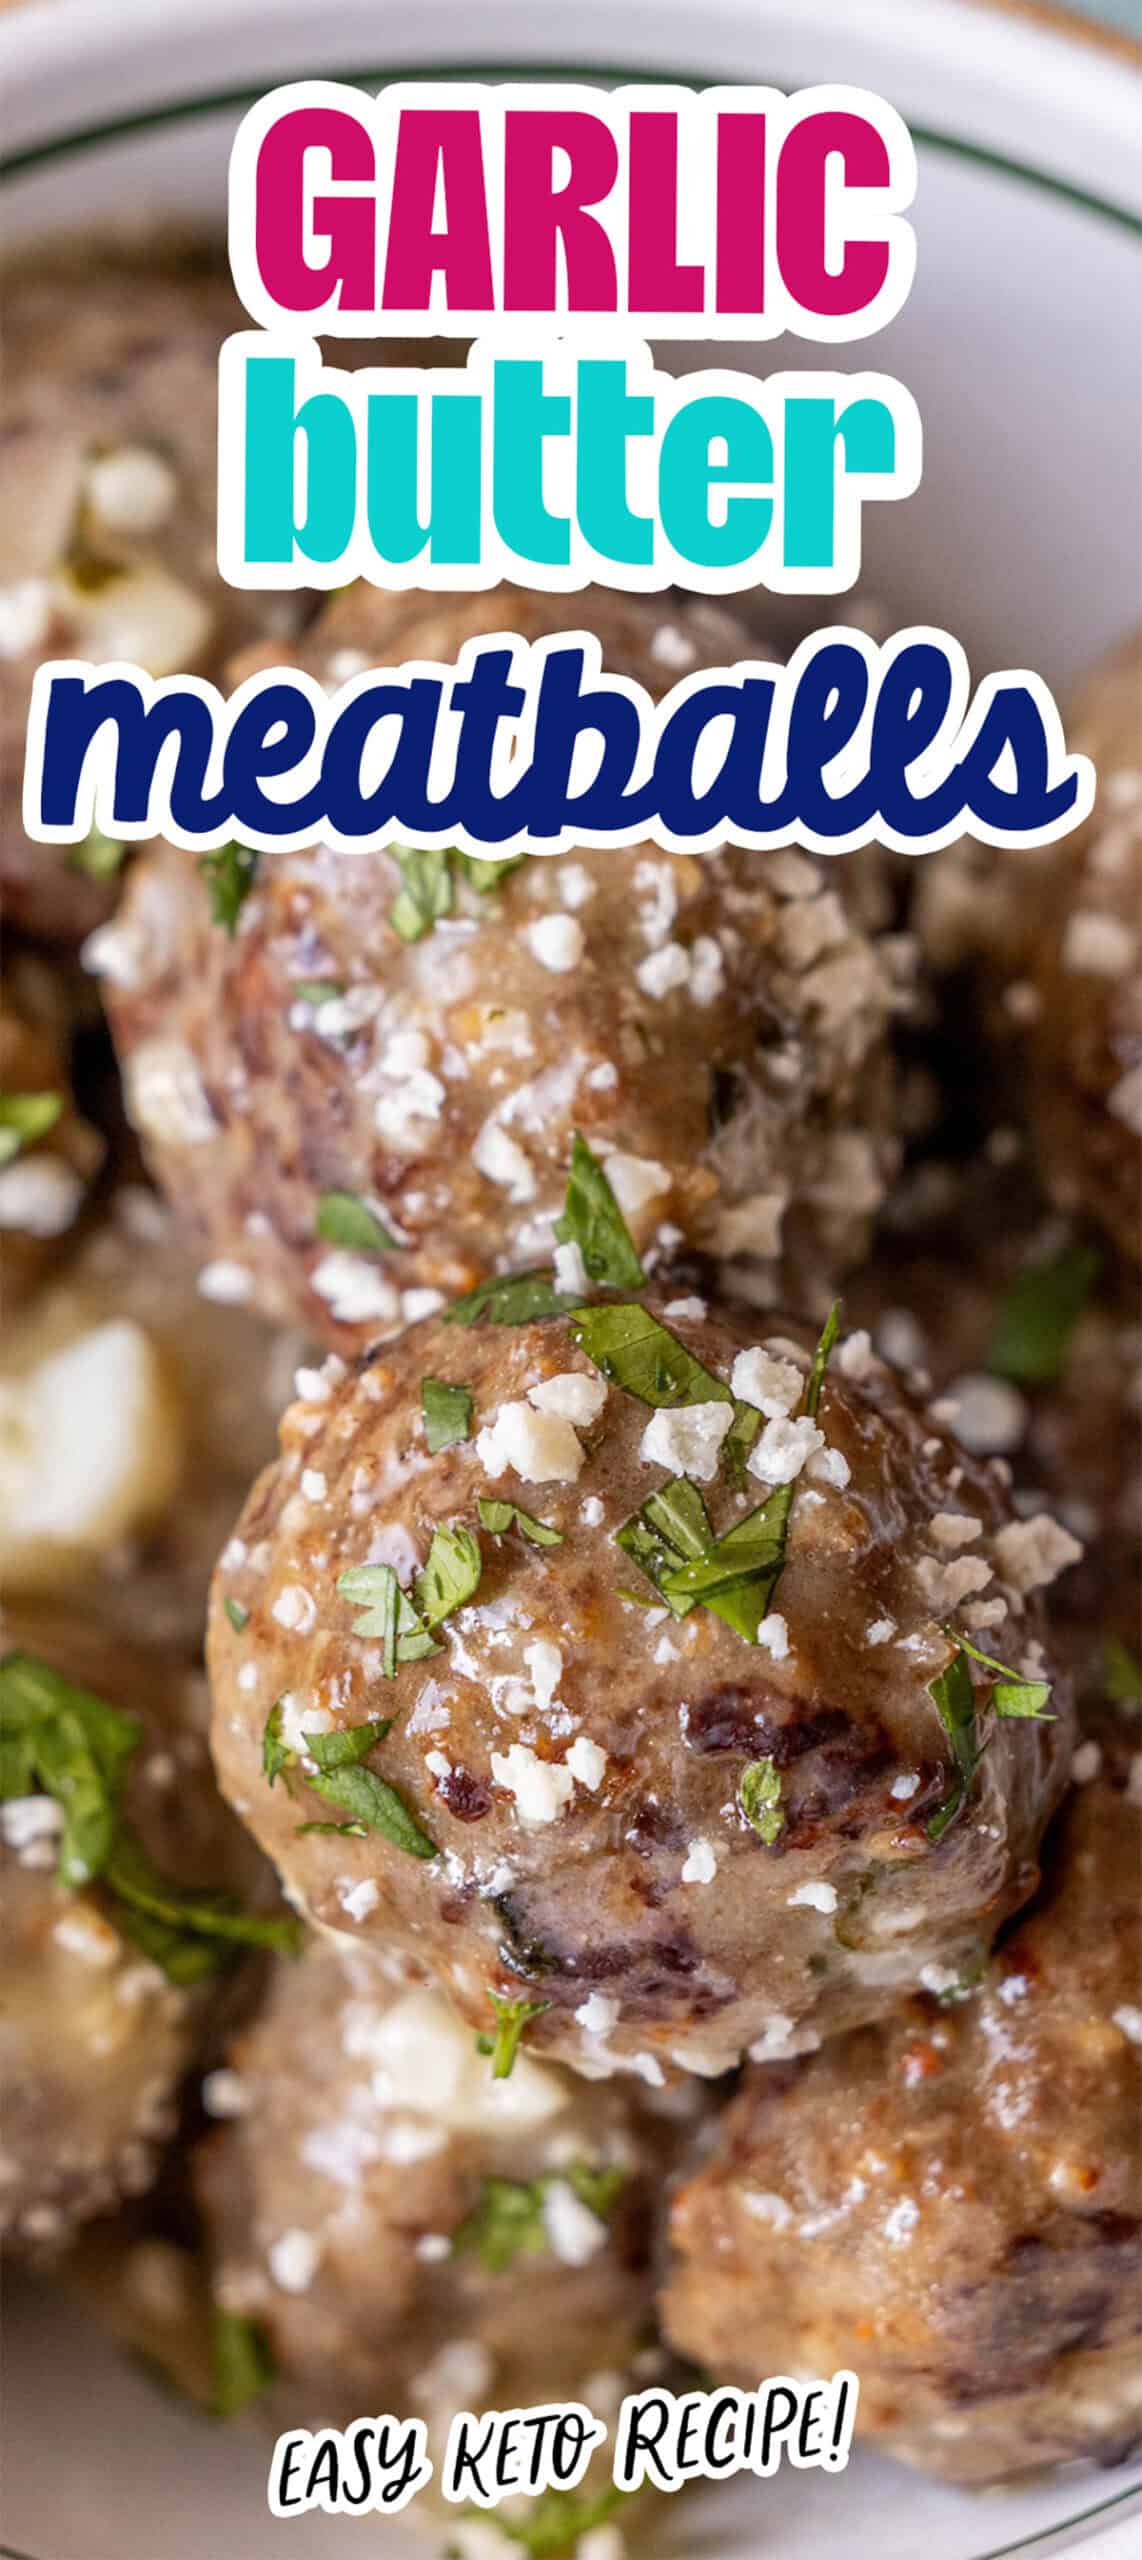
[2,5,1141,2556]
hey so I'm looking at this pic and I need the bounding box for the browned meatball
[194,1936,678,2433]
[98,584,912,1351]
[1024,635,1142,1263]
[661,1701,1142,2484]
[0,984,104,1309]
[0,1614,284,2257]
[207,1291,1075,2082]
[0,246,300,942]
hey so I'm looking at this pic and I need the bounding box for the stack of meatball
[1,251,1139,2547]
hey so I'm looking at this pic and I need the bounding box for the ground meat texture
[0,986,104,1310]
[206,1293,1074,2081]
[0,246,300,943]
[661,1703,1142,2484]
[194,1938,677,2434]
[100,584,911,1352]
[1023,634,1142,1264]
[0,1614,270,2257]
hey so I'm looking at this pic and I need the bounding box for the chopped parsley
[315,1191,397,1253]
[484,2483,636,2558]
[260,1703,436,1861]
[987,1243,1100,1387]
[740,1757,784,1844]
[421,1377,474,1452]
[389,844,453,942]
[555,1132,645,1289]
[477,1496,564,1547]
[0,1652,300,1974]
[453,2161,627,2274]
[615,1477,710,1618]
[222,1596,248,1633]
[69,826,125,881]
[571,1302,731,1407]
[926,1631,1055,1841]
[291,978,345,1007]
[0,1090,63,1166]
[1105,1637,1142,1707]
[198,842,260,935]
[444,1269,572,1327]
[476,1992,551,2080]
[452,849,528,895]
[208,2309,275,2420]
[335,1564,440,1668]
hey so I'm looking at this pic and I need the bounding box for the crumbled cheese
[576,1992,620,2036]
[640,1401,734,1483]
[268,2228,321,2294]
[1062,910,1136,976]
[650,623,696,671]
[867,1617,897,1645]
[601,1151,671,1218]
[787,1881,838,1914]
[553,1238,588,1296]
[525,1639,563,1714]
[201,2069,249,2120]
[300,1469,327,1502]
[580,1494,605,1527]
[688,935,725,1006]
[557,861,595,908]
[542,2181,607,2266]
[1,1796,63,1851]
[528,1371,607,1425]
[567,1735,607,1790]
[730,1347,803,1417]
[747,1414,824,1487]
[742,2190,793,2229]
[1108,1063,1142,1135]
[806,1443,851,1490]
[526,913,584,973]
[0,576,50,657]
[490,1743,575,1823]
[196,1257,254,1305]
[84,442,177,533]
[929,1512,983,1549]
[636,940,691,1000]
[123,1038,215,1145]
[339,1877,379,1923]
[890,1771,921,1801]
[836,1329,875,1380]
[472,1118,536,1201]
[373,1031,446,1145]
[663,1297,707,1322]
[1112,2006,1142,2047]
[916,1555,993,1610]
[918,1962,963,1997]
[411,2340,494,2414]
[476,1400,585,1484]
[755,1612,789,1660]
[681,1837,718,1885]
[1071,1739,1102,1784]
[994,1513,1083,1594]
[401,1287,446,1323]
[271,1584,316,1633]
[310,1253,401,1327]
[945,1373,1028,1456]
[0,1156,84,1237]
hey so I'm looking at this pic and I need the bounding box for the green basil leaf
[389,844,453,943]
[554,1132,645,1289]
[926,1647,980,1840]
[444,1269,572,1327]
[571,1303,730,1407]
[987,1244,1100,1387]
[315,1191,398,1253]
[103,1828,302,1972]
[307,1761,437,1859]
[949,1629,1054,1722]
[208,2309,275,2421]
[421,1377,474,1452]
[68,826,124,881]
[452,849,528,894]
[222,1596,248,1633]
[303,1719,394,1772]
[291,979,345,1007]
[414,1525,482,1627]
[262,1699,291,1788]
[740,1757,784,1844]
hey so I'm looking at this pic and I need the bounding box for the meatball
[0,982,104,1309]
[0,1614,286,2256]
[661,1700,1142,2484]
[1024,634,1142,1263]
[194,1938,675,2432]
[207,1290,1075,2081]
[0,1181,298,1644]
[99,583,911,1351]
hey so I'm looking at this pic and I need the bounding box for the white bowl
[2,5,1141,2557]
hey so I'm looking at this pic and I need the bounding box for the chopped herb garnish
[950,1630,1054,1722]
[478,1496,564,1547]
[722,1400,762,1484]
[315,1191,397,1253]
[925,1646,981,1841]
[615,1476,710,1617]
[421,1377,474,1452]
[987,1244,1100,1387]
[0,1652,300,1973]
[291,978,345,1006]
[571,1302,731,1407]
[476,1992,551,2080]
[487,2483,635,2559]
[296,1820,369,1837]
[69,826,125,881]
[1105,1637,1142,1707]
[414,1524,481,1626]
[555,1132,645,1289]
[444,1268,571,1327]
[452,849,528,895]
[198,842,260,935]
[260,1701,437,1861]
[0,1090,63,1166]
[336,1564,440,1668]
[222,1596,248,1633]
[389,844,453,942]
[740,1757,784,1843]
[453,2160,627,2274]
[208,2309,275,2420]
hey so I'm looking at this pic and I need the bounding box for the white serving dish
[2,4,1140,2556]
